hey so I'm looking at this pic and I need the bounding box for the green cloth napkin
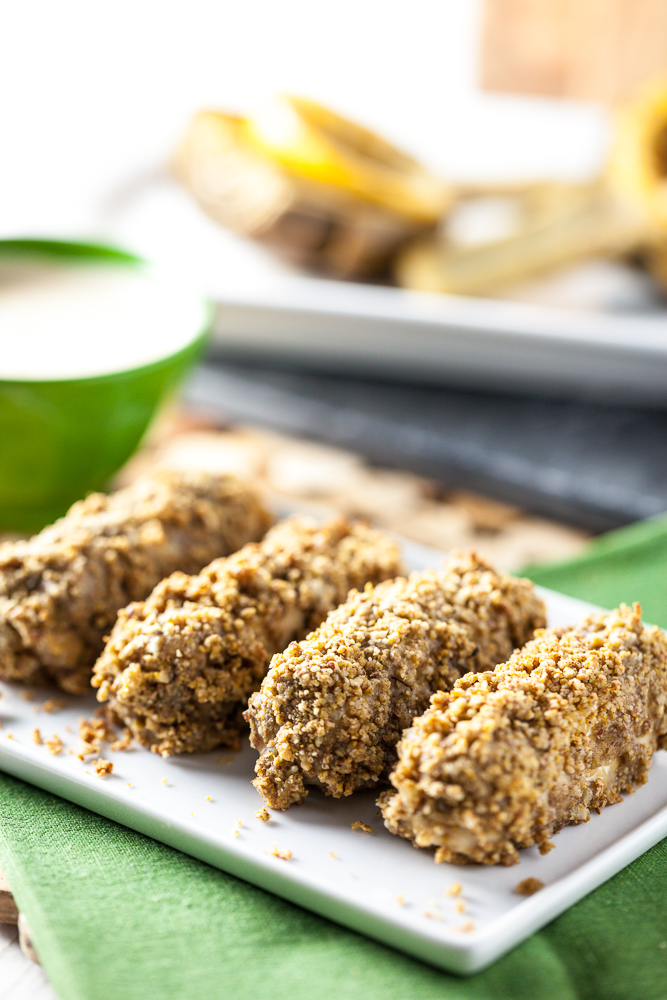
[4,515,667,1000]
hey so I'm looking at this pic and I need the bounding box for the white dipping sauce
[0,263,208,380]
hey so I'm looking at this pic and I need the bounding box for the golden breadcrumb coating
[0,470,272,693]
[247,552,545,810]
[380,603,667,866]
[93,517,402,756]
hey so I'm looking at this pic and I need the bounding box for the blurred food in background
[402,79,667,296]
[174,81,667,298]
[173,95,451,280]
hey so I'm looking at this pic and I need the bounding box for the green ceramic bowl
[0,239,211,533]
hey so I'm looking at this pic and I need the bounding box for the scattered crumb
[232,828,240,837]
[424,910,443,922]
[269,844,292,860]
[126,782,132,787]
[455,901,466,914]
[111,728,133,752]
[217,757,235,765]
[445,882,462,896]
[42,700,64,713]
[46,735,62,755]
[455,921,475,933]
[92,759,113,777]
[20,691,33,702]
[396,894,405,906]
[351,821,372,834]
[76,716,118,759]
[515,878,545,896]
[348,872,355,878]
[329,851,339,859]
[255,807,271,822]
[67,749,76,755]
[32,728,42,745]
[161,778,170,786]
[80,716,115,746]
[5,731,14,739]
[65,726,72,733]
[235,818,242,826]
[205,796,212,802]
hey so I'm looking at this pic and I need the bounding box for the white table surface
[0,924,56,1000]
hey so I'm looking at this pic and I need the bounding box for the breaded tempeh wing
[0,470,272,693]
[93,517,402,756]
[380,604,667,866]
[247,552,546,810]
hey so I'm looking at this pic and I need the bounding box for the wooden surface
[481,0,667,103]
[0,869,19,925]
[0,868,53,1000]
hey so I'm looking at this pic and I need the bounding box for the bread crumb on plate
[111,729,133,752]
[92,758,113,776]
[351,821,372,834]
[270,844,292,860]
[515,877,544,896]
[42,700,64,713]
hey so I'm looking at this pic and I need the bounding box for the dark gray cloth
[187,359,667,532]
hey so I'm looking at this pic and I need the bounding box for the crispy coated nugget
[0,470,272,693]
[93,517,402,756]
[380,603,667,866]
[247,552,546,810]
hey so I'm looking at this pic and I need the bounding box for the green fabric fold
[3,513,667,1000]
[523,512,667,625]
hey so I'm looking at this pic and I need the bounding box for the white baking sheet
[1,537,667,974]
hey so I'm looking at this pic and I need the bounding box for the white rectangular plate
[1,538,665,974]
[109,179,667,408]
[209,271,667,407]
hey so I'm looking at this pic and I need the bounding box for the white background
[0,0,609,241]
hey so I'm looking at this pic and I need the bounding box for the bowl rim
[0,237,213,385]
